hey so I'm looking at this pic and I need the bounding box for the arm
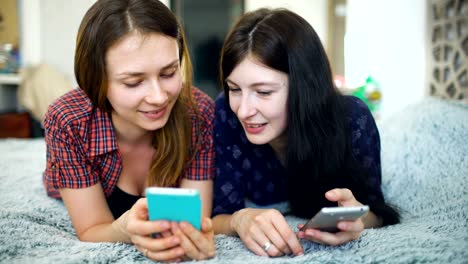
[180,179,213,219]
[297,98,397,245]
[45,123,134,242]
[348,97,399,226]
[60,185,130,242]
[211,94,246,235]
[212,214,236,236]
[46,124,184,261]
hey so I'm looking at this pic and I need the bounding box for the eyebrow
[116,59,179,77]
[226,79,284,88]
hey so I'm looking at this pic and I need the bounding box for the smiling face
[226,55,289,148]
[106,31,182,138]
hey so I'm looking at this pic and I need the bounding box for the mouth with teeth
[244,122,267,134]
[139,107,167,119]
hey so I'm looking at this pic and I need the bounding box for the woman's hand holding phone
[297,188,368,246]
[124,198,185,262]
[138,187,215,261]
[230,208,304,257]
[169,217,215,260]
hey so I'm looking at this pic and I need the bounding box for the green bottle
[351,76,381,113]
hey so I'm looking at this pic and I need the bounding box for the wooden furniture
[0,112,32,138]
[0,73,33,138]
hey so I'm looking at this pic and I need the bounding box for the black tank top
[106,186,143,219]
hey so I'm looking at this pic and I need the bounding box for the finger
[271,216,303,256]
[258,220,290,255]
[304,228,360,246]
[128,199,173,236]
[242,236,269,257]
[249,225,283,257]
[161,230,173,238]
[131,234,180,252]
[135,245,183,262]
[201,217,214,234]
[147,246,185,262]
[181,219,215,258]
[262,243,282,258]
[132,198,150,218]
[325,188,359,206]
[172,222,205,260]
[337,220,365,232]
[180,221,211,250]
[127,219,171,237]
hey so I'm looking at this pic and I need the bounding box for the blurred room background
[0,0,466,138]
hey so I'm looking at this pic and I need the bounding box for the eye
[161,71,176,79]
[228,87,241,93]
[161,67,178,79]
[257,90,272,96]
[123,81,142,88]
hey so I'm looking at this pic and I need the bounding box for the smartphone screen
[146,187,201,230]
[300,205,369,233]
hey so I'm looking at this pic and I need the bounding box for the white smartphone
[299,205,369,233]
[146,187,201,230]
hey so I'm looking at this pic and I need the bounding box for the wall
[346,0,427,119]
[0,0,20,46]
[17,0,427,120]
[245,0,328,46]
[18,0,170,86]
[19,0,324,87]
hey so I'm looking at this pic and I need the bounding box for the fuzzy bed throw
[1,97,467,264]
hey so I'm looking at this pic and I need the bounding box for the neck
[111,111,152,146]
[269,133,287,166]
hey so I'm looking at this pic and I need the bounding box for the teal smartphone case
[146,187,201,230]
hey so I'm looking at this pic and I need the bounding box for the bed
[1,97,467,263]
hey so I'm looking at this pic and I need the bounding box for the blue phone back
[146,187,201,230]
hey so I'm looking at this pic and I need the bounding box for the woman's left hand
[170,217,215,260]
[296,188,366,246]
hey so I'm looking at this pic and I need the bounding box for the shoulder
[343,95,380,146]
[189,87,215,132]
[214,92,241,130]
[344,96,371,114]
[214,92,237,124]
[191,87,214,117]
[44,88,94,133]
[213,92,248,147]
[214,92,228,110]
[343,96,375,125]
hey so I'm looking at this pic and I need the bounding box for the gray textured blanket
[1,97,467,263]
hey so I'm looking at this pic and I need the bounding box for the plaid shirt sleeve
[44,111,99,193]
[183,88,215,181]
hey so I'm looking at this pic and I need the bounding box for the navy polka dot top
[212,93,383,216]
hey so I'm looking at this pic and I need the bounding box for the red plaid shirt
[43,87,215,198]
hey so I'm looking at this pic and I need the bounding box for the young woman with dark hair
[212,8,399,257]
[43,0,215,261]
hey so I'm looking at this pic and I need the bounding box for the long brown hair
[75,0,198,186]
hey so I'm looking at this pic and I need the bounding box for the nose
[236,93,256,120]
[145,80,168,105]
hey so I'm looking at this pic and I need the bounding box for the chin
[142,118,170,131]
[245,134,272,145]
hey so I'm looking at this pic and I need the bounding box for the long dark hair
[220,8,399,224]
[75,0,199,187]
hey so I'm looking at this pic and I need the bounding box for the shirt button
[51,164,56,170]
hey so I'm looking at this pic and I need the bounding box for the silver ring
[263,241,272,251]
[143,248,149,257]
